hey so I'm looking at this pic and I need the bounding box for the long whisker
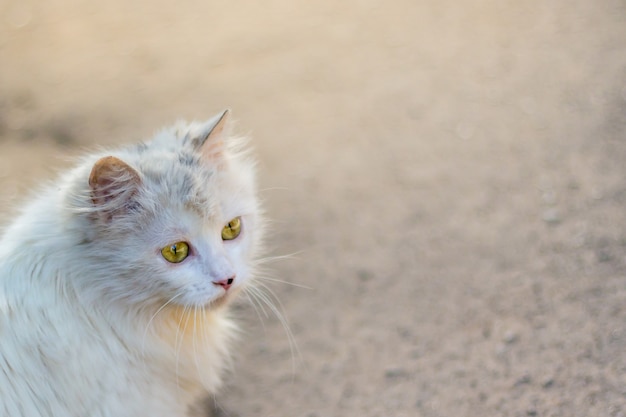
[255,275,313,290]
[258,186,290,193]
[243,289,270,329]
[245,286,272,319]
[199,305,211,381]
[141,291,185,355]
[254,252,304,265]
[175,305,191,393]
[246,282,302,376]
[209,396,233,417]
[192,305,202,381]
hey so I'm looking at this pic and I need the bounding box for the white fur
[0,113,262,416]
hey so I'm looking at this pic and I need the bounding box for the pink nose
[213,276,235,291]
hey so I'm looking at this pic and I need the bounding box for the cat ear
[89,156,141,219]
[194,109,230,161]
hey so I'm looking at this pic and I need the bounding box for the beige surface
[1,0,626,416]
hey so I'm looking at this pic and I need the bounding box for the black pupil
[171,245,177,254]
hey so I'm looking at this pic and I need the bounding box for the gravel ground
[1,0,626,416]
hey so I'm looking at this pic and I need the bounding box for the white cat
[0,110,263,416]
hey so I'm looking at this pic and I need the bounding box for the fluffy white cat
[0,110,263,416]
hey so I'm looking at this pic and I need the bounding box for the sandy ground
[1,0,626,416]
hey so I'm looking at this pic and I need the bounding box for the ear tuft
[89,156,141,219]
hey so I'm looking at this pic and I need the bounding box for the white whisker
[255,276,313,290]
[244,290,270,328]
[141,291,185,356]
[192,306,202,381]
[199,306,211,373]
[258,186,290,193]
[175,305,191,393]
[255,251,304,265]
[245,281,302,377]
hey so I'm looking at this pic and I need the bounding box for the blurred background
[1,0,626,416]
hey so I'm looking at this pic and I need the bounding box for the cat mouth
[207,284,242,309]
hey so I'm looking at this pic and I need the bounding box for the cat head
[73,110,262,311]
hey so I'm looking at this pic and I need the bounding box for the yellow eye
[161,242,189,263]
[221,217,242,241]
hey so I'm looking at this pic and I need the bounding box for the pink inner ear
[199,109,229,162]
[89,156,141,207]
[201,139,225,162]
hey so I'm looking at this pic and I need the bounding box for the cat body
[0,111,261,416]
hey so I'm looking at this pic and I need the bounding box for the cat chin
[205,284,245,309]
[158,293,239,340]
[199,292,231,310]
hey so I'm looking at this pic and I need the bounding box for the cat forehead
[130,118,231,169]
[88,116,252,212]
[135,150,215,203]
[104,127,211,208]
[135,122,204,154]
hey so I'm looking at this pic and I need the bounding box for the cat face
[83,111,261,310]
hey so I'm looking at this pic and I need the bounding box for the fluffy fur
[0,111,263,416]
